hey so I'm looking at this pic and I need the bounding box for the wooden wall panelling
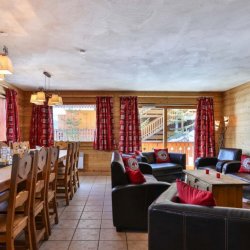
[18,91,223,173]
[223,82,250,154]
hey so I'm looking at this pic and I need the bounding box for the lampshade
[224,116,229,127]
[36,91,46,102]
[50,94,60,104]
[30,93,44,105]
[48,98,54,106]
[0,74,4,81]
[58,96,63,105]
[215,120,220,131]
[0,55,13,74]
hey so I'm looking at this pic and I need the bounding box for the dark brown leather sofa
[195,148,242,173]
[138,151,186,182]
[111,151,169,231]
[148,183,250,250]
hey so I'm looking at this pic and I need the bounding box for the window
[0,98,6,141]
[167,109,196,142]
[53,105,96,142]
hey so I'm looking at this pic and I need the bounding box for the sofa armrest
[195,157,218,168]
[222,161,241,174]
[169,153,186,169]
[139,162,152,174]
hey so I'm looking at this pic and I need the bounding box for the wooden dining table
[0,149,67,193]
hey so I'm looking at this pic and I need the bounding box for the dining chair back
[45,146,59,235]
[54,141,68,150]
[56,143,74,205]
[30,148,49,249]
[0,152,35,249]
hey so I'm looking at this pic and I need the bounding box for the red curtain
[119,96,141,153]
[194,97,216,160]
[6,89,20,143]
[29,101,54,148]
[94,97,115,150]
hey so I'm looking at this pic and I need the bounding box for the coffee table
[184,169,249,208]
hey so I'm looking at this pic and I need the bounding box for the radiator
[78,151,84,169]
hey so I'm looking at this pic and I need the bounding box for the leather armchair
[195,148,242,173]
[111,151,169,231]
[149,183,250,250]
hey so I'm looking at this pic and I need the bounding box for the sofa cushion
[143,174,158,183]
[122,155,139,170]
[125,167,146,184]
[154,149,170,163]
[176,180,216,206]
[150,163,183,176]
[239,155,250,173]
[142,152,155,164]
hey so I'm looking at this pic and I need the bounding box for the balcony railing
[54,128,95,142]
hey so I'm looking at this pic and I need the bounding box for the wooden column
[163,108,168,148]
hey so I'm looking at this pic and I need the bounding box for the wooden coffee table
[184,169,249,208]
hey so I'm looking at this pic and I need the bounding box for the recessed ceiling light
[0,31,8,37]
[79,49,86,54]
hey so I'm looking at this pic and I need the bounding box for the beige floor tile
[72,228,100,240]
[102,212,112,220]
[127,241,148,250]
[53,219,79,229]
[77,219,101,229]
[70,200,87,206]
[40,240,70,250]
[101,219,115,229]
[98,241,127,250]
[64,205,84,212]
[69,241,98,250]
[81,211,102,220]
[103,205,112,212]
[100,228,126,241]
[126,232,148,241]
[86,201,104,206]
[49,228,75,240]
[60,211,82,220]
[84,205,103,212]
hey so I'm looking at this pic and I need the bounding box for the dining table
[0,149,67,193]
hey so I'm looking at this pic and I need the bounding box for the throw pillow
[239,155,250,173]
[134,150,143,156]
[154,149,170,163]
[122,155,139,170]
[176,179,216,206]
[126,167,146,184]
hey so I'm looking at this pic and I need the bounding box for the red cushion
[176,180,216,206]
[122,155,139,170]
[154,149,170,163]
[134,150,142,156]
[126,167,146,184]
[239,155,250,173]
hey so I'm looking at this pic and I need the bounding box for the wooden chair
[72,142,80,192]
[45,146,59,235]
[56,143,74,205]
[30,148,49,249]
[54,141,68,150]
[0,152,34,249]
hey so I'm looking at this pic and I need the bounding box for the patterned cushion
[154,149,171,163]
[122,155,139,170]
[239,155,250,173]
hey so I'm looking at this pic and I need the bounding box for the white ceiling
[1,0,250,91]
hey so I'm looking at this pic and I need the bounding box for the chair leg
[42,206,49,240]
[76,170,80,188]
[65,182,69,206]
[53,196,59,224]
[30,215,38,250]
[6,238,15,250]
[45,201,51,236]
[24,223,32,250]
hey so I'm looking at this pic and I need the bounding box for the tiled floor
[40,176,148,250]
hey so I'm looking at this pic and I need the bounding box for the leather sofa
[111,151,169,231]
[138,151,186,182]
[148,183,250,250]
[195,148,242,173]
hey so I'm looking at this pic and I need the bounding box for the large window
[53,105,96,142]
[0,98,6,141]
